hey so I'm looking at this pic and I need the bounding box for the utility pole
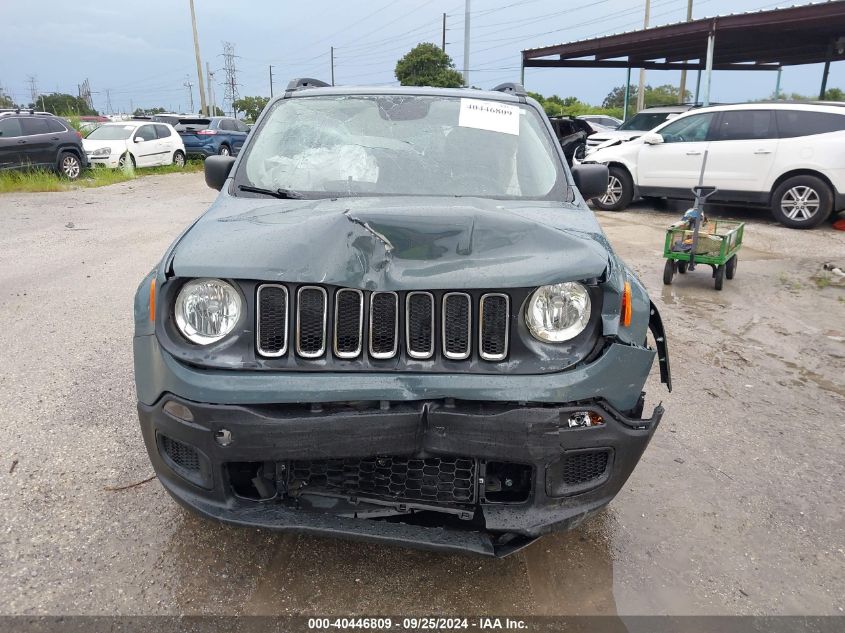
[188,0,208,115]
[331,47,335,86]
[678,0,693,102]
[463,0,471,86]
[269,65,274,97]
[184,78,195,113]
[442,13,446,51]
[207,62,215,114]
[636,0,650,112]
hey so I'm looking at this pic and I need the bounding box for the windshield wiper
[238,185,305,199]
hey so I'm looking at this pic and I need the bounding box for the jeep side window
[776,110,845,138]
[20,117,51,136]
[46,118,67,133]
[713,110,775,141]
[0,118,23,137]
[658,113,716,143]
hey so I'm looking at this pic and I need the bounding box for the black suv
[0,110,87,179]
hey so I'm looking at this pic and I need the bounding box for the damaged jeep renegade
[133,80,671,556]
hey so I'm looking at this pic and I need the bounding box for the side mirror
[134,136,145,143]
[204,155,236,190]
[571,163,609,201]
[642,133,664,145]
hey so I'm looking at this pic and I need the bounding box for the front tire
[591,165,634,211]
[771,175,832,229]
[173,150,186,168]
[58,152,81,180]
[118,152,136,171]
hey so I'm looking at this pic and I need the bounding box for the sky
[1,0,842,114]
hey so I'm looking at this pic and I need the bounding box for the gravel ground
[0,173,843,616]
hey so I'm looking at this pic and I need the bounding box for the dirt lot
[0,173,843,616]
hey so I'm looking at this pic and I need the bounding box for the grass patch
[0,160,204,194]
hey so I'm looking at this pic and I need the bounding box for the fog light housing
[567,410,604,428]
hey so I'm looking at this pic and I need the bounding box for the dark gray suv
[133,80,671,557]
[0,111,87,178]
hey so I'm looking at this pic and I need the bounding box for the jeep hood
[169,195,613,290]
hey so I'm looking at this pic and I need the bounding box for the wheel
[725,255,738,280]
[57,152,81,180]
[173,150,186,168]
[118,152,136,170]
[218,145,231,156]
[591,165,634,211]
[714,265,724,290]
[663,259,675,285]
[771,175,832,229]
[572,143,586,162]
[677,261,688,274]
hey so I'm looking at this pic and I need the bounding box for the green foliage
[233,96,270,122]
[770,87,845,101]
[209,105,225,116]
[528,91,623,120]
[0,94,14,108]
[395,43,464,88]
[602,84,691,110]
[133,107,167,116]
[31,93,97,116]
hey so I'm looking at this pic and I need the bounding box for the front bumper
[86,154,121,168]
[139,395,662,557]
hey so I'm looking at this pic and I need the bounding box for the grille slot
[296,286,327,358]
[561,450,609,485]
[256,284,288,357]
[290,455,477,505]
[160,436,200,472]
[334,289,363,358]
[369,291,398,359]
[479,293,509,361]
[442,292,471,360]
[406,292,434,359]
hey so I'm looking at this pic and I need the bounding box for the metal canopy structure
[521,2,845,106]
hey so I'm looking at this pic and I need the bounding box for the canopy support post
[701,28,715,107]
[623,66,632,121]
[819,39,833,99]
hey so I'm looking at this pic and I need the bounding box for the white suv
[585,103,845,229]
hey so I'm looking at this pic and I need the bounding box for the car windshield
[237,95,563,199]
[86,125,134,140]
[617,112,673,132]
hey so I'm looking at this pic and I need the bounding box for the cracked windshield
[241,95,561,198]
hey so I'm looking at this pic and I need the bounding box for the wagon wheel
[663,259,675,285]
[677,261,688,274]
[726,255,738,280]
[714,265,725,291]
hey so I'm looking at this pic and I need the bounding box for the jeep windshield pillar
[133,82,670,556]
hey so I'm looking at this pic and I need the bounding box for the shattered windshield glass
[237,95,563,199]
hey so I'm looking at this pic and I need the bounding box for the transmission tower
[79,79,94,111]
[105,89,114,115]
[222,41,239,117]
[26,76,38,105]
[184,78,195,113]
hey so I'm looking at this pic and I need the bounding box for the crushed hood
[170,195,613,290]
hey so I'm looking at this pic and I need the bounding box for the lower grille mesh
[290,455,477,504]
[161,436,200,472]
[561,450,609,485]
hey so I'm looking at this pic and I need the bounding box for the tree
[0,94,13,108]
[133,107,167,116]
[32,93,97,116]
[233,96,269,122]
[824,87,845,101]
[603,84,691,109]
[395,43,464,88]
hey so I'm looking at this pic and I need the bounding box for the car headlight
[174,278,242,344]
[525,282,591,342]
[92,147,111,157]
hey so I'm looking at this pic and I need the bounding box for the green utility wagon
[663,217,744,290]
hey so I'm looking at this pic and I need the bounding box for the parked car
[0,110,87,179]
[83,121,186,169]
[584,102,845,229]
[174,116,249,158]
[578,114,622,129]
[585,104,696,152]
[548,115,595,164]
[132,80,672,557]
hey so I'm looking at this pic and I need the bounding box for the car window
[240,95,564,200]
[0,118,23,137]
[236,120,249,132]
[713,110,775,141]
[154,124,172,138]
[87,125,135,140]
[46,118,67,133]
[219,119,235,131]
[618,112,673,132]
[776,110,845,138]
[658,113,716,143]
[176,118,211,132]
[136,125,157,141]
[20,117,51,136]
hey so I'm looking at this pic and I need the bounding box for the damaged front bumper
[138,394,663,557]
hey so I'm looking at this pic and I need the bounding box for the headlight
[174,278,241,344]
[525,282,591,342]
[92,147,111,157]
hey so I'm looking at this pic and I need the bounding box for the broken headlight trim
[174,278,242,345]
[525,282,591,343]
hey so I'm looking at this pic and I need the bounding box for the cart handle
[691,185,717,199]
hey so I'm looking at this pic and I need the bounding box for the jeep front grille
[256,285,511,362]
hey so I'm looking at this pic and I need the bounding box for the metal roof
[522,2,845,71]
